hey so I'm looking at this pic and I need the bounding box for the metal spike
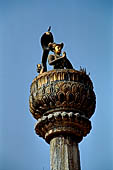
[48,26,51,32]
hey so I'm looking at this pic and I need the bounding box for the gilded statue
[37,27,73,73]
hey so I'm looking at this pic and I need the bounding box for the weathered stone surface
[50,136,81,170]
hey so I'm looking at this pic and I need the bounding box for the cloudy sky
[0,0,113,170]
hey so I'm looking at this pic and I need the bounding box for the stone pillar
[50,136,81,170]
[29,69,96,170]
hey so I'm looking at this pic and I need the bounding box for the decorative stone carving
[35,111,91,143]
[29,69,96,143]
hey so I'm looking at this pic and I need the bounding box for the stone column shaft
[50,136,81,170]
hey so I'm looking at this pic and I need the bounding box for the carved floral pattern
[29,69,96,119]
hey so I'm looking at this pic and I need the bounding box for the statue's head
[48,43,64,55]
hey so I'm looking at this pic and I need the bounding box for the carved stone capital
[35,112,91,143]
[29,69,96,143]
[29,69,96,119]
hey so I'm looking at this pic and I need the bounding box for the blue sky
[0,0,113,170]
